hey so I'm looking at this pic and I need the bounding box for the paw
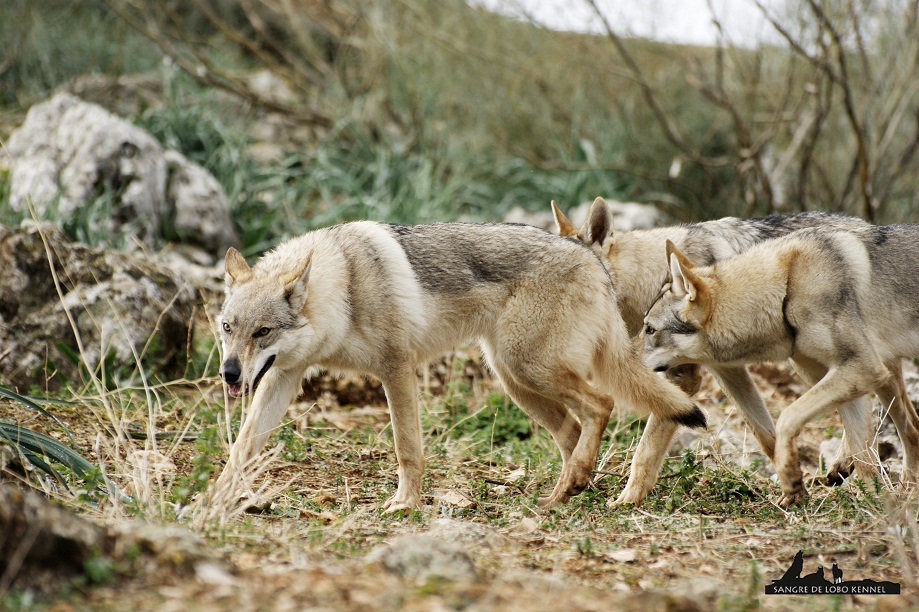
[777,484,808,509]
[537,493,566,508]
[537,477,572,508]
[537,485,585,508]
[814,470,848,487]
[382,502,415,515]
[609,487,646,508]
[537,465,589,508]
[819,459,852,487]
[382,494,420,515]
[537,484,588,508]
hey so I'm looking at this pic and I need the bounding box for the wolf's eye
[644,324,656,336]
[222,322,231,334]
[253,327,271,338]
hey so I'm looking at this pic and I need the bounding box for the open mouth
[227,382,244,398]
[226,355,276,399]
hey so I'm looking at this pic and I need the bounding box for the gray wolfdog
[642,225,919,507]
[215,221,704,512]
[553,197,892,505]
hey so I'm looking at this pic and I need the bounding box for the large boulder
[5,92,240,257]
[0,222,198,390]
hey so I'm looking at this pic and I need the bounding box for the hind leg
[495,359,612,508]
[876,361,919,485]
[535,374,612,508]
[837,397,879,482]
[497,374,581,463]
[483,343,581,461]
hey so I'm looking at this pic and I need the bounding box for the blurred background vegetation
[1,0,917,255]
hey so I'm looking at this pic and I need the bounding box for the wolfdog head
[218,247,312,398]
[642,240,714,372]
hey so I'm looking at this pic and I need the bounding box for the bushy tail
[595,342,707,429]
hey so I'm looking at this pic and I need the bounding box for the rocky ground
[2,359,918,611]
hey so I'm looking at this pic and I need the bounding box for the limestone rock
[366,533,478,583]
[0,483,233,593]
[6,92,239,256]
[163,149,240,254]
[0,222,196,389]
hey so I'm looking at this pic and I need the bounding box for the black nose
[221,359,241,384]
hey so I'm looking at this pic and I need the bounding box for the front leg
[381,365,424,513]
[612,364,704,507]
[792,355,875,485]
[214,367,303,493]
[612,414,678,507]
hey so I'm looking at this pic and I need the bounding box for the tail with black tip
[595,340,707,430]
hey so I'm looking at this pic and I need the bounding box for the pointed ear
[281,253,313,309]
[551,200,578,237]
[581,197,613,246]
[665,240,702,302]
[225,247,252,288]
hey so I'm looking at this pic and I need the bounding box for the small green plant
[719,560,761,611]
[274,419,310,463]
[443,392,531,447]
[171,425,221,506]
[75,467,110,505]
[576,536,595,558]
[82,551,116,585]
[657,449,702,513]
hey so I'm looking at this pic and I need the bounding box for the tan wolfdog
[643,227,919,507]
[553,198,895,506]
[214,221,704,512]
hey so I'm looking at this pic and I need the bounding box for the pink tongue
[227,383,243,398]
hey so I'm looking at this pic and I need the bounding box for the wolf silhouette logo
[766,551,899,595]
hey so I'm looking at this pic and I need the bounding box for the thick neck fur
[699,245,796,365]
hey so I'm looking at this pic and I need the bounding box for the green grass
[0,0,162,108]
[0,0,778,251]
[5,0,919,238]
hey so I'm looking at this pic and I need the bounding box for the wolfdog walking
[215,221,704,511]
[643,226,919,506]
[553,198,886,505]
